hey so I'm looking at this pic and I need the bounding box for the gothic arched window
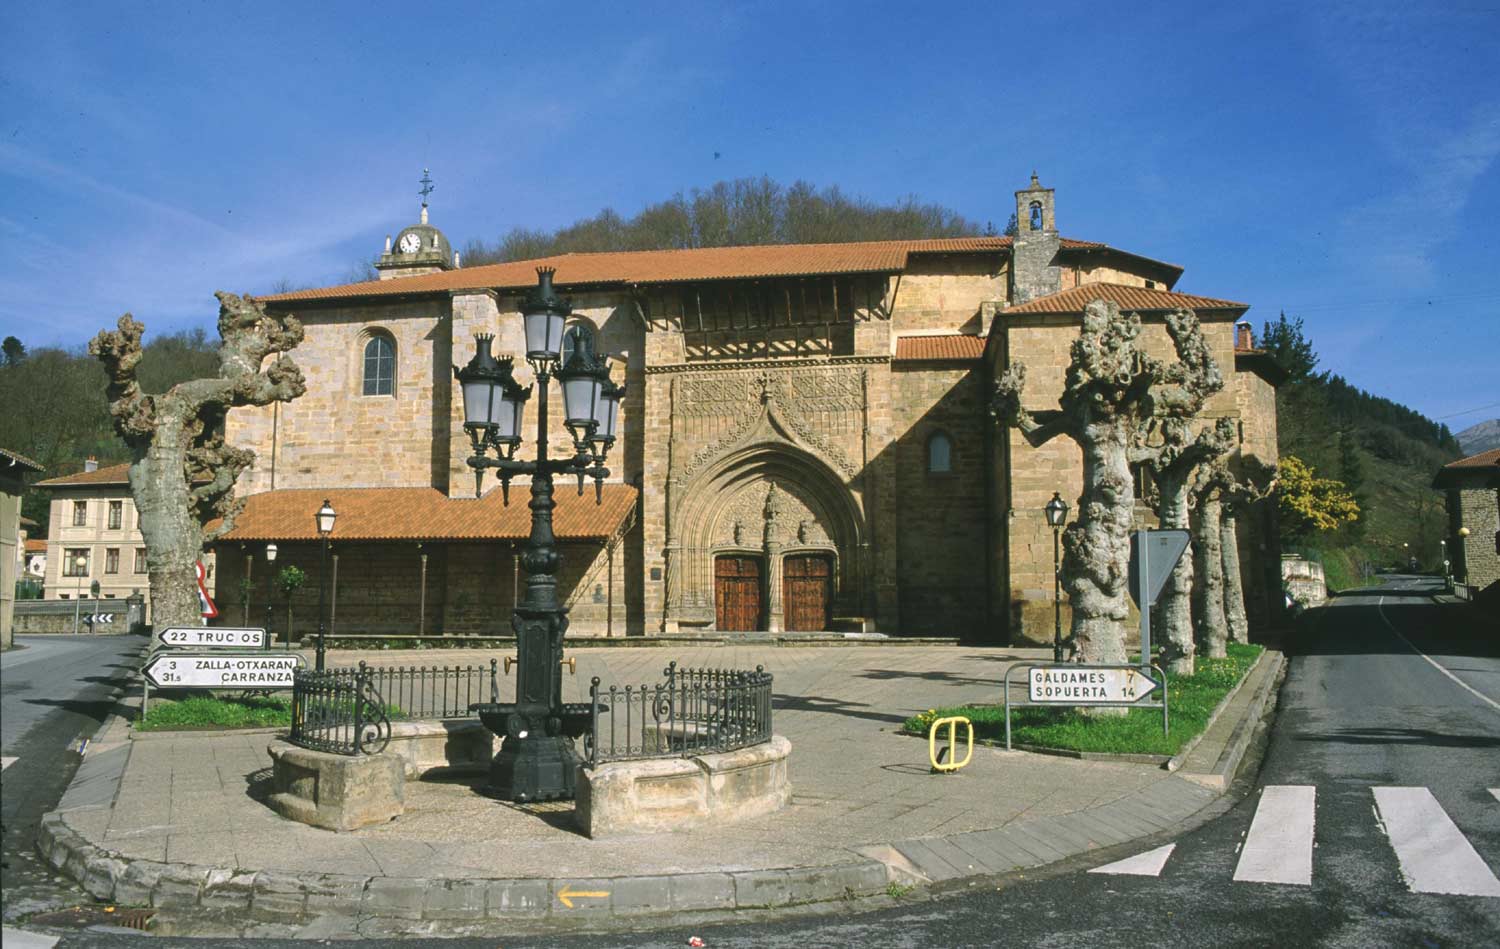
[927,432,953,474]
[362,333,395,396]
[1029,201,1044,231]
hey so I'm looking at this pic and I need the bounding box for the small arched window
[927,432,953,474]
[362,334,395,396]
[1029,201,1044,231]
[561,320,597,361]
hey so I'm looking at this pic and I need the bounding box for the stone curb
[36,808,891,935]
[1187,650,1285,790]
[1165,646,1274,773]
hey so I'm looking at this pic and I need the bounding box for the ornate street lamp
[264,542,278,650]
[314,500,337,671]
[455,267,622,802]
[1045,492,1069,663]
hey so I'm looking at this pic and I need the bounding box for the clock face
[399,233,422,254]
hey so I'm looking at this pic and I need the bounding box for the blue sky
[2,1,1496,429]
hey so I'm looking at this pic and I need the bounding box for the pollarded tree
[1220,460,1277,645]
[90,293,305,629]
[1190,461,1236,658]
[992,299,1207,665]
[1129,308,1235,676]
[1138,415,1236,674]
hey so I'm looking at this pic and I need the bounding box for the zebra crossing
[1091,784,1500,898]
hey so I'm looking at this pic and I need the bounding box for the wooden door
[783,554,832,632]
[715,556,763,631]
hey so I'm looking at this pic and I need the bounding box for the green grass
[137,694,293,731]
[903,643,1262,757]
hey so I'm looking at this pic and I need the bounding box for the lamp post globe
[264,542,278,650]
[73,554,88,633]
[458,267,620,803]
[313,500,336,671]
[1044,492,1069,662]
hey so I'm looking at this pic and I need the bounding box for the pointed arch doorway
[714,554,763,631]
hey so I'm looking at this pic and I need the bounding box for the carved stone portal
[663,366,867,632]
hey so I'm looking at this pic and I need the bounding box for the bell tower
[1011,172,1061,305]
[375,169,456,280]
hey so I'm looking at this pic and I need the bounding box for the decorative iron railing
[288,660,500,755]
[289,662,394,756]
[586,661,773,765]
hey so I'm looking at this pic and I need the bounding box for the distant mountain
[1456,419,1500,456]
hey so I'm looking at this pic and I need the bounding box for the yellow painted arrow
[557,884,610,908]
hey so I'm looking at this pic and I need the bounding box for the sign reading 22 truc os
[1028,665,1161,706]
[142,653,303,690]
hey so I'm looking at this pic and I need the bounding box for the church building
[213,174,1282,643]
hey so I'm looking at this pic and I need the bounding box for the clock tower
[375,169,456,280]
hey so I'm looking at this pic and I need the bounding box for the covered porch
[212,484,638,639]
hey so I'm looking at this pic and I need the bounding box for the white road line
[1377,596,1500,714]
[1373,787,1500,897]
[1490,788,1499,804]
[0,756,15,772]
[1234,785,1316,885]
[1088,843,1176,876]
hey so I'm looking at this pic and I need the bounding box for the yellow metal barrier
[928,715,973,772]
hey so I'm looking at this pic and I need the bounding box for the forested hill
[0,329,220,535]
[1262,314,1462,587]
[458,176,987,264]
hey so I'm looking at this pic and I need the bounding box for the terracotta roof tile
[264,236,1113,304]
[1005,283,1248,316]
[37,462,131,487]
[893,335,986,362]
[24,538,46,553]
[1441,449,1500,471]
[1,447,43,472]
[218,484,637,543]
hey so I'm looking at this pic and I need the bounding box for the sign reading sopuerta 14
[156,626,268,649]
[142,652,302,689]
[1028,665,1161,705]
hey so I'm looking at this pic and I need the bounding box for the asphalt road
[22,579,1500,947]
[1,634,146,923]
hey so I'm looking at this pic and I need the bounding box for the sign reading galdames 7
[1028,665,1161,705]
[142,653,302,690]
[156,626,268,649]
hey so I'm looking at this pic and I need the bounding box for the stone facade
[1446,487,1499,592]
[222,178,1281,643]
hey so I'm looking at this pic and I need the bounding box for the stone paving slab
[36,643,1284,936]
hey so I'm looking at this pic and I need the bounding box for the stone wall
[232,299,454,496]
[1451,487,1499,591]
[889,256,1007,334]
[891,364,990,637]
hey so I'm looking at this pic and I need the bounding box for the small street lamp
[264,542,278,650]
[1045,492,1069,663]
[314,500,337,672]
[72,554,88,633]
[1457,526,1471,586]
[455,267,623,802]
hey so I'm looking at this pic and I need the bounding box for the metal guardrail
[586,661,773,765]
[288,660,500,755]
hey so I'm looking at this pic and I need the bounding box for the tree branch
[88,314,156,445]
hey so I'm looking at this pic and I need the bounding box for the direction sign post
[141,652,302,690]
[156,626,268,649]
[1129,529,1191,671]
[1004,661,1169,748]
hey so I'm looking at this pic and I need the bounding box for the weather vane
[418,168,435,208]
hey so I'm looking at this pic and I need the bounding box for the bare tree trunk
[91,295,304,631]
[1155,478,1196,675]
[1221,509,1250,645]
[1065,420,1133,665]
[1192,489,1229,659]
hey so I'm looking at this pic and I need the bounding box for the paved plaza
[37,641,1279,934]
